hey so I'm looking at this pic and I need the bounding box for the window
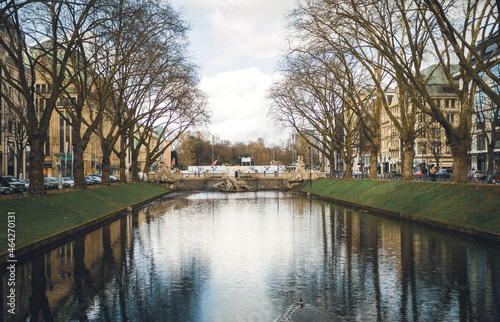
[433,128,441,139]
[418,143,427,155]
[450,99,456,108]
[41,84,46,93]
[447,114,455,123]
[477,112,485,130]
[36,84,40,93]
[8,120,12,132]
[477,135,486,151]
[434,99,441,107]
[432,143,441,154]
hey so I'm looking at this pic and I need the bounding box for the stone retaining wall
[176,178,291,190]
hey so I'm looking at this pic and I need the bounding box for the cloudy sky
[169,0,294,145]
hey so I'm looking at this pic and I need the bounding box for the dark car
[44,177,59,190]
[0,175,27,193]
[0,182,13,195]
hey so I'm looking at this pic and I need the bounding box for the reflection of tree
[73,236,89,320]
[29,255,54,321]
[400,224,418,321]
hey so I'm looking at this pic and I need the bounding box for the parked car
[0,175,27,193]
[21,179,30,189]
[44,177,59,190]
[0,182,13,195]
[89,175,102,184]
[62,177,74,188]
[436,169,453,179]
[85,176,99,185]
[91,174,120,183]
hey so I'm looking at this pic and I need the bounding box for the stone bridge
[148,171,324,191]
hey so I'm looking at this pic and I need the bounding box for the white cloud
[172,0,291,66]
[199,67,286,143]
[167,1,292,144]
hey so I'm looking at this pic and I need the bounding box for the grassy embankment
[301,178,500,236]
[0,182,169,254]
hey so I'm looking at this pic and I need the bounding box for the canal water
[2,191,500,321]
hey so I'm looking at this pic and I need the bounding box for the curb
[302,191,500,245]
[0,190,172,269]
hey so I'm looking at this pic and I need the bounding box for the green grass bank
[301,179,500,238]
[0,182,169,254]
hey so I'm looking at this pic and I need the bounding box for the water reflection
[2,191,499,321]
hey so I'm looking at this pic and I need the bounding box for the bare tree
[92,0,208,184]
[333,0,498,181]
[0,0,100,191]
[269,49,362,178]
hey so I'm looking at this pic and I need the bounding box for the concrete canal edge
[301,191,500,245]
[0,190,173,268]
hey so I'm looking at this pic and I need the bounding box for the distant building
[0,17,29,178]
[470,32,500,172]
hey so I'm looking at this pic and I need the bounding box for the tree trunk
[130,153,139,182]
[16,147,24,179]
[29,136,45,194]
[72,124,88,189]
[487,144,495,174]
[450,141,469,183]
[131,148,139,182]
[370,149,378,180]
[101,151,111,186]
[345,155,353,178]
[118,133,127,183]
[402,141,415,181]
[119,152,126,183]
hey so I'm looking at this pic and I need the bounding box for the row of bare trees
[268,0,500,182]
[0,0,209,191]
[174,131,316,169]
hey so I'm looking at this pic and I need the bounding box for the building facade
[0,21,29,179]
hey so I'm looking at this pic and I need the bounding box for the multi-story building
[470,33,500,172]
[0,18,29,179]
[33,83,121,177]
[414,65,460,171]
[380,65,459,173]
